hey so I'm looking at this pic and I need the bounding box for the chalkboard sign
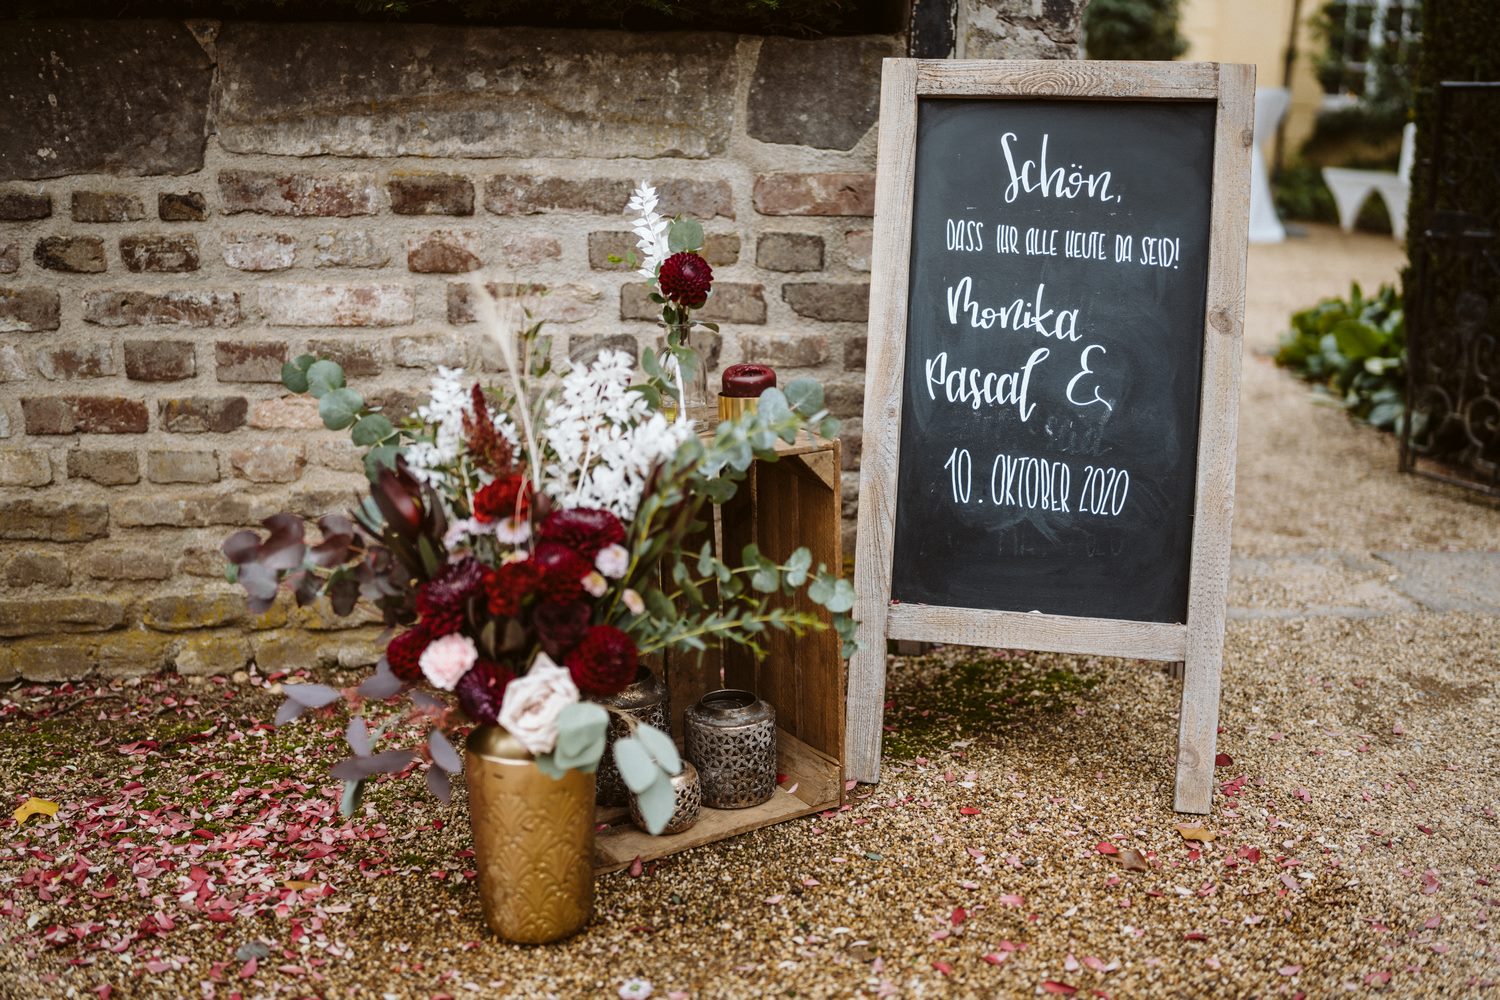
[845,61,1253,814]
[891,98,1215,623]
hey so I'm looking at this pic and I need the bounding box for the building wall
[0,12,1088,683]
[1179,0,1327,154]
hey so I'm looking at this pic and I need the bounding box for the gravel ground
[2,226,1496,998]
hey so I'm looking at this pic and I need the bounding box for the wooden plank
[915,59,1221,100]
[886,604,1187,662]
[845,58,921,784]
[593,730,840,874]
[1174,62,1255,814]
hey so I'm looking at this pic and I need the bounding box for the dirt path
[1,226,1496,999]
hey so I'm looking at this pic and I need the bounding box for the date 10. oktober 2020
[941,448,1130,518]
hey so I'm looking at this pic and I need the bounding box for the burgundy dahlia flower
[658,251,713,309]
[565,625,639,697]
[536,507,626,560]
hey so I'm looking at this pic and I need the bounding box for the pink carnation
[419,633,478,691]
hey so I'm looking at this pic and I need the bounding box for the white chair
[1322,122,1416,241]
[1249,88,1290,244]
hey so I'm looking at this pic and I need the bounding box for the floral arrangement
[223,190,854,833]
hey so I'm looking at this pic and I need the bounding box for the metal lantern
[628,760,702,835]
[596,670,668,807]
[684,689,777,809]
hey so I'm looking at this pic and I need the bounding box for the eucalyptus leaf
[534,752,568,781]
[339,778,365,817]
[634,722,681,774]
[667,218,705,254]
[555,702,608,758]
[613,738,658,794]
[634,775,677,835]
[306,359,345,399]
[782,377,825,415]
[426,765,452,804]
[274,699,305,727]
[358,658,405,699]
[346,716,371,757]
[428,729,462,773]
[784,547,813,587]
[319,387,364,431]
[351,413,394,447]
[286,683,341,708]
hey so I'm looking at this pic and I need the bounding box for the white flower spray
[626,181,670,280]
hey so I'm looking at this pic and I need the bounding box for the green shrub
[1082,0,1187,61]
[1275,282,1406,431]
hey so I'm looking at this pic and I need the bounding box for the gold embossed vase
[465,726,596,944]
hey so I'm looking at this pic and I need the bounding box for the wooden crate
[593,432,845,873]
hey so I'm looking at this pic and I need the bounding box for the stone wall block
[215,340,288,382]
[486,176,732,219]
[120,234,200,272]
[1,288,62,332]
[229,443,305,483]
[146,450,221,484]
[388,173,475,215]
[83,290,241,328]
[0,449,53,487]
[0,243,18,274]
[448,282,601,325]
[259,284,414,327]
[748,37,895,150]
[311,231,389,268]
[757,232,825,272]
[0,190,51,220]
[0,596,126,637]
[783,282,871,322]
[144,593,247,632]
[0,499,110,541]
[590,231,739,270]
[14,641,94,682]
[0,344,25,381]
[738,332,831,369]
[96,631,174,678]
[215,23,735,159]
[84,548,174,581]
[845,229,873,271]
[159,192,208,222]
[304,339,383,377]
[71,191,146,223]
[218,169,380,217]
[23,396,149,435]
[175,633,253,677]
[222,232,297,271]
[753,173,877,217]
[37,343,116,380]
[407,230,481,273]
[159,397,249,434]
[393,334,465,370]
[0,20,212,181]
[248,396,322,430]
[34,236,106,273]
[67,449,139,486]
[2,552,71,588]
[124,340,197,382]
[621,282,766,324]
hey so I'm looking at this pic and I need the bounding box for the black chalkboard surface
[889,98,1217,624]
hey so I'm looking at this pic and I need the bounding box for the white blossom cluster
[405,366,516,489]
[539,350,692,520]
[626,180,670,281]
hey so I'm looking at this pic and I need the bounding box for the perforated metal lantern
[628,760,702,835]
[596,670,668,807]
[684,689,776,809]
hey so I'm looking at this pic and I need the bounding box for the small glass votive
[684,689,777,809]
[629,760,702,835]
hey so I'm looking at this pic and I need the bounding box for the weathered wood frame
[844,59,1255,814]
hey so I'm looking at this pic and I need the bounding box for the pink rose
[418,633,478,691]
[497,653,579,755]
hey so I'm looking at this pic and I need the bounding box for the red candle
[721,364,777,398]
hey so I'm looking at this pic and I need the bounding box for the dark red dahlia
[536,507,625,560]
[473,474,530,523]
[565,625,639,697]
[415,556,483,636]
[658,251,713,309]
[532,542,591,604]
[455,658,516,726]
[385,623,431,683]
[483,559,543,618]
[534,600,591,660]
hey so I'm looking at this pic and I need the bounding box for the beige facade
[1179,0,1328,155]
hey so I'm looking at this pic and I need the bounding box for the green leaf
[351,413,394,447]
[281,355,316,393]
[319,387,364,431]
[306,359,346,399]
[534,752,569,780]
[824,578,856,613]
[782,377,825,415]
[339,778,365,817]
[667,218,704,254]
[555,702,609,758]
[1331,319,1384,362]
[784,547,813,588]
[751,563,780,593]
[634,774,677,835]
[363,445,399,482]
[634,722,681,774]
[613,738,658,794]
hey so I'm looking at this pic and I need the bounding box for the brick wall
[0,10,1081,683]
